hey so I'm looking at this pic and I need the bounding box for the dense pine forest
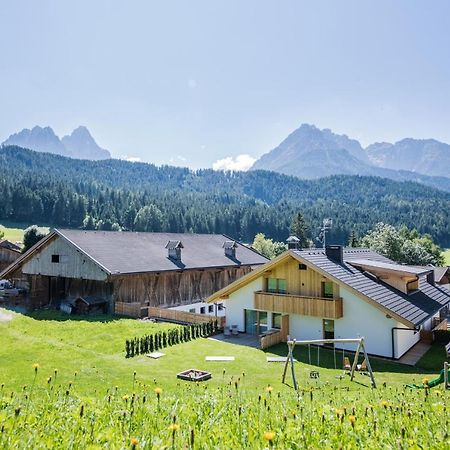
[1,145,450,246]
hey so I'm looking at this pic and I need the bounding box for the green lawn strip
[0,221,50,243]
[1,309,449,448]
[443,248,450,265]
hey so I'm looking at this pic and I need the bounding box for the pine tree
[290,213,310,248]
[348,229,360,247]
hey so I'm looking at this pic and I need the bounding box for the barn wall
[113,266,253,308]
[0,248,21,272]
[22,236,107,281]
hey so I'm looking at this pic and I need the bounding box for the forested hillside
[1,145,449,246]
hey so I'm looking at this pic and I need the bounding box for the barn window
[298,263,307,270]
[200,307,206,314]
[51,254,60,263]
[218,303,224,311]
[189,308,196,313]
[208,305,214,313]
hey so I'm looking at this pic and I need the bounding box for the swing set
[282,337,376,389]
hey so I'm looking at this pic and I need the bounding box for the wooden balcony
[254,291,343,319]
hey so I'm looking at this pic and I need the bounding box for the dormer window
[165,240,183,260]
[223,240,237,258]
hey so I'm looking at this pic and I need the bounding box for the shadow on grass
[26,309,131,323]
[265,343,443,375]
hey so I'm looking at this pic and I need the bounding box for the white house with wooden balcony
[207,245,450,359]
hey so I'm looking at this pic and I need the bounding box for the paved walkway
[398,342,431,366]
[208,333,260,348]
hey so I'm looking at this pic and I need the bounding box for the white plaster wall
[289,315,323,341]
[225,277,263,331]
[332,286,399,357]
[393,323,420,359]
[169,301,226,317]
[421,317,433,331]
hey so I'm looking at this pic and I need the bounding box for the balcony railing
[254,291,343,319]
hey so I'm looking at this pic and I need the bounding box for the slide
[406,368,449,389]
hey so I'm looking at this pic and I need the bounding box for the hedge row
[125,321,219,358]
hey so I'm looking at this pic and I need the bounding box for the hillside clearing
[0,221,49,244]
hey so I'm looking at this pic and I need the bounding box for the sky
[1,1,450,169]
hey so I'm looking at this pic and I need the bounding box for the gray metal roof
[347,259,431,276]
[57,229,268,275]
[295,248,450,326]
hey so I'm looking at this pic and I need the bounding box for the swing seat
[343,357,351,371]
[357,359,368,372]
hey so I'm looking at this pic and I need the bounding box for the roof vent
[223,240,237,258]
[325,245,343,264]
[286,235,301,250]
[165,240,183,260]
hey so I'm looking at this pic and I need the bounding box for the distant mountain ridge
[2,125,111,160]
[251,124,450,181]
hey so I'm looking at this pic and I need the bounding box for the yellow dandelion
[168,423,180,432]
[32,363,40,371]
[422,378,429,386]
[130,437,139,447]
[122,395,129,401]
[263,431,276,441]
[348,415,356,424]
[265,385,274,393]
[380,400,389,408]
[335,408,344,416]
[154,387,162,395]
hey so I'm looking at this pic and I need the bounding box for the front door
[245,309,258,335]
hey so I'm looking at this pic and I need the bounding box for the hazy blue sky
[1,1,450,169]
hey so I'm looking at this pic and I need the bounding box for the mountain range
[251,124,450,181]
[1,126,111,160]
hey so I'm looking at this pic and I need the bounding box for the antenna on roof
[318,218,333,249]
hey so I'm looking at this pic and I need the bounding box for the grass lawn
[0,221,49,244]
[1,309,449,448]
[444,248,450,265]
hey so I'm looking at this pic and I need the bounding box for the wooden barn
[0,239,21,272]
[0,229,268,316]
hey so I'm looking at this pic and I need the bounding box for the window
[200,307,205,314]
[258,311,268,334]
[267,278,287,294]
[267,278,277,293]
[323,319,335,340]
[51,254,60,263]
[208,305,214,313]
[272,313,282,329]
[218,303,224,311]
[322,281,334,298]
[189,308,196,313]
[298,264,307,270]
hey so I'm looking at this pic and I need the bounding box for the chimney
[165,240,183,260]
[426,270,435,286]
[286,235,301,250]
[325,245,344,264]
[223,240,237,258]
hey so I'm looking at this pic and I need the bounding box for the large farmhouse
[0,239,21,272]
[207,245,450,359]
[0,229,268,316]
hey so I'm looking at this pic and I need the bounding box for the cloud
[168,155,188,165]
[212,154,256,172]
[188,79,197,89]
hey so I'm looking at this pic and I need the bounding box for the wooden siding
[254,291,343,319]
[113,266,252,308]
[22,236,107,281]
[263,257,340,298]
[147,306,226,326]
[0,247,20,272]
[260,314,289,349]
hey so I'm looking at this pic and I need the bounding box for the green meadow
[0,221,49,245]
[444,249,450,265]
[0,310,448,448]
